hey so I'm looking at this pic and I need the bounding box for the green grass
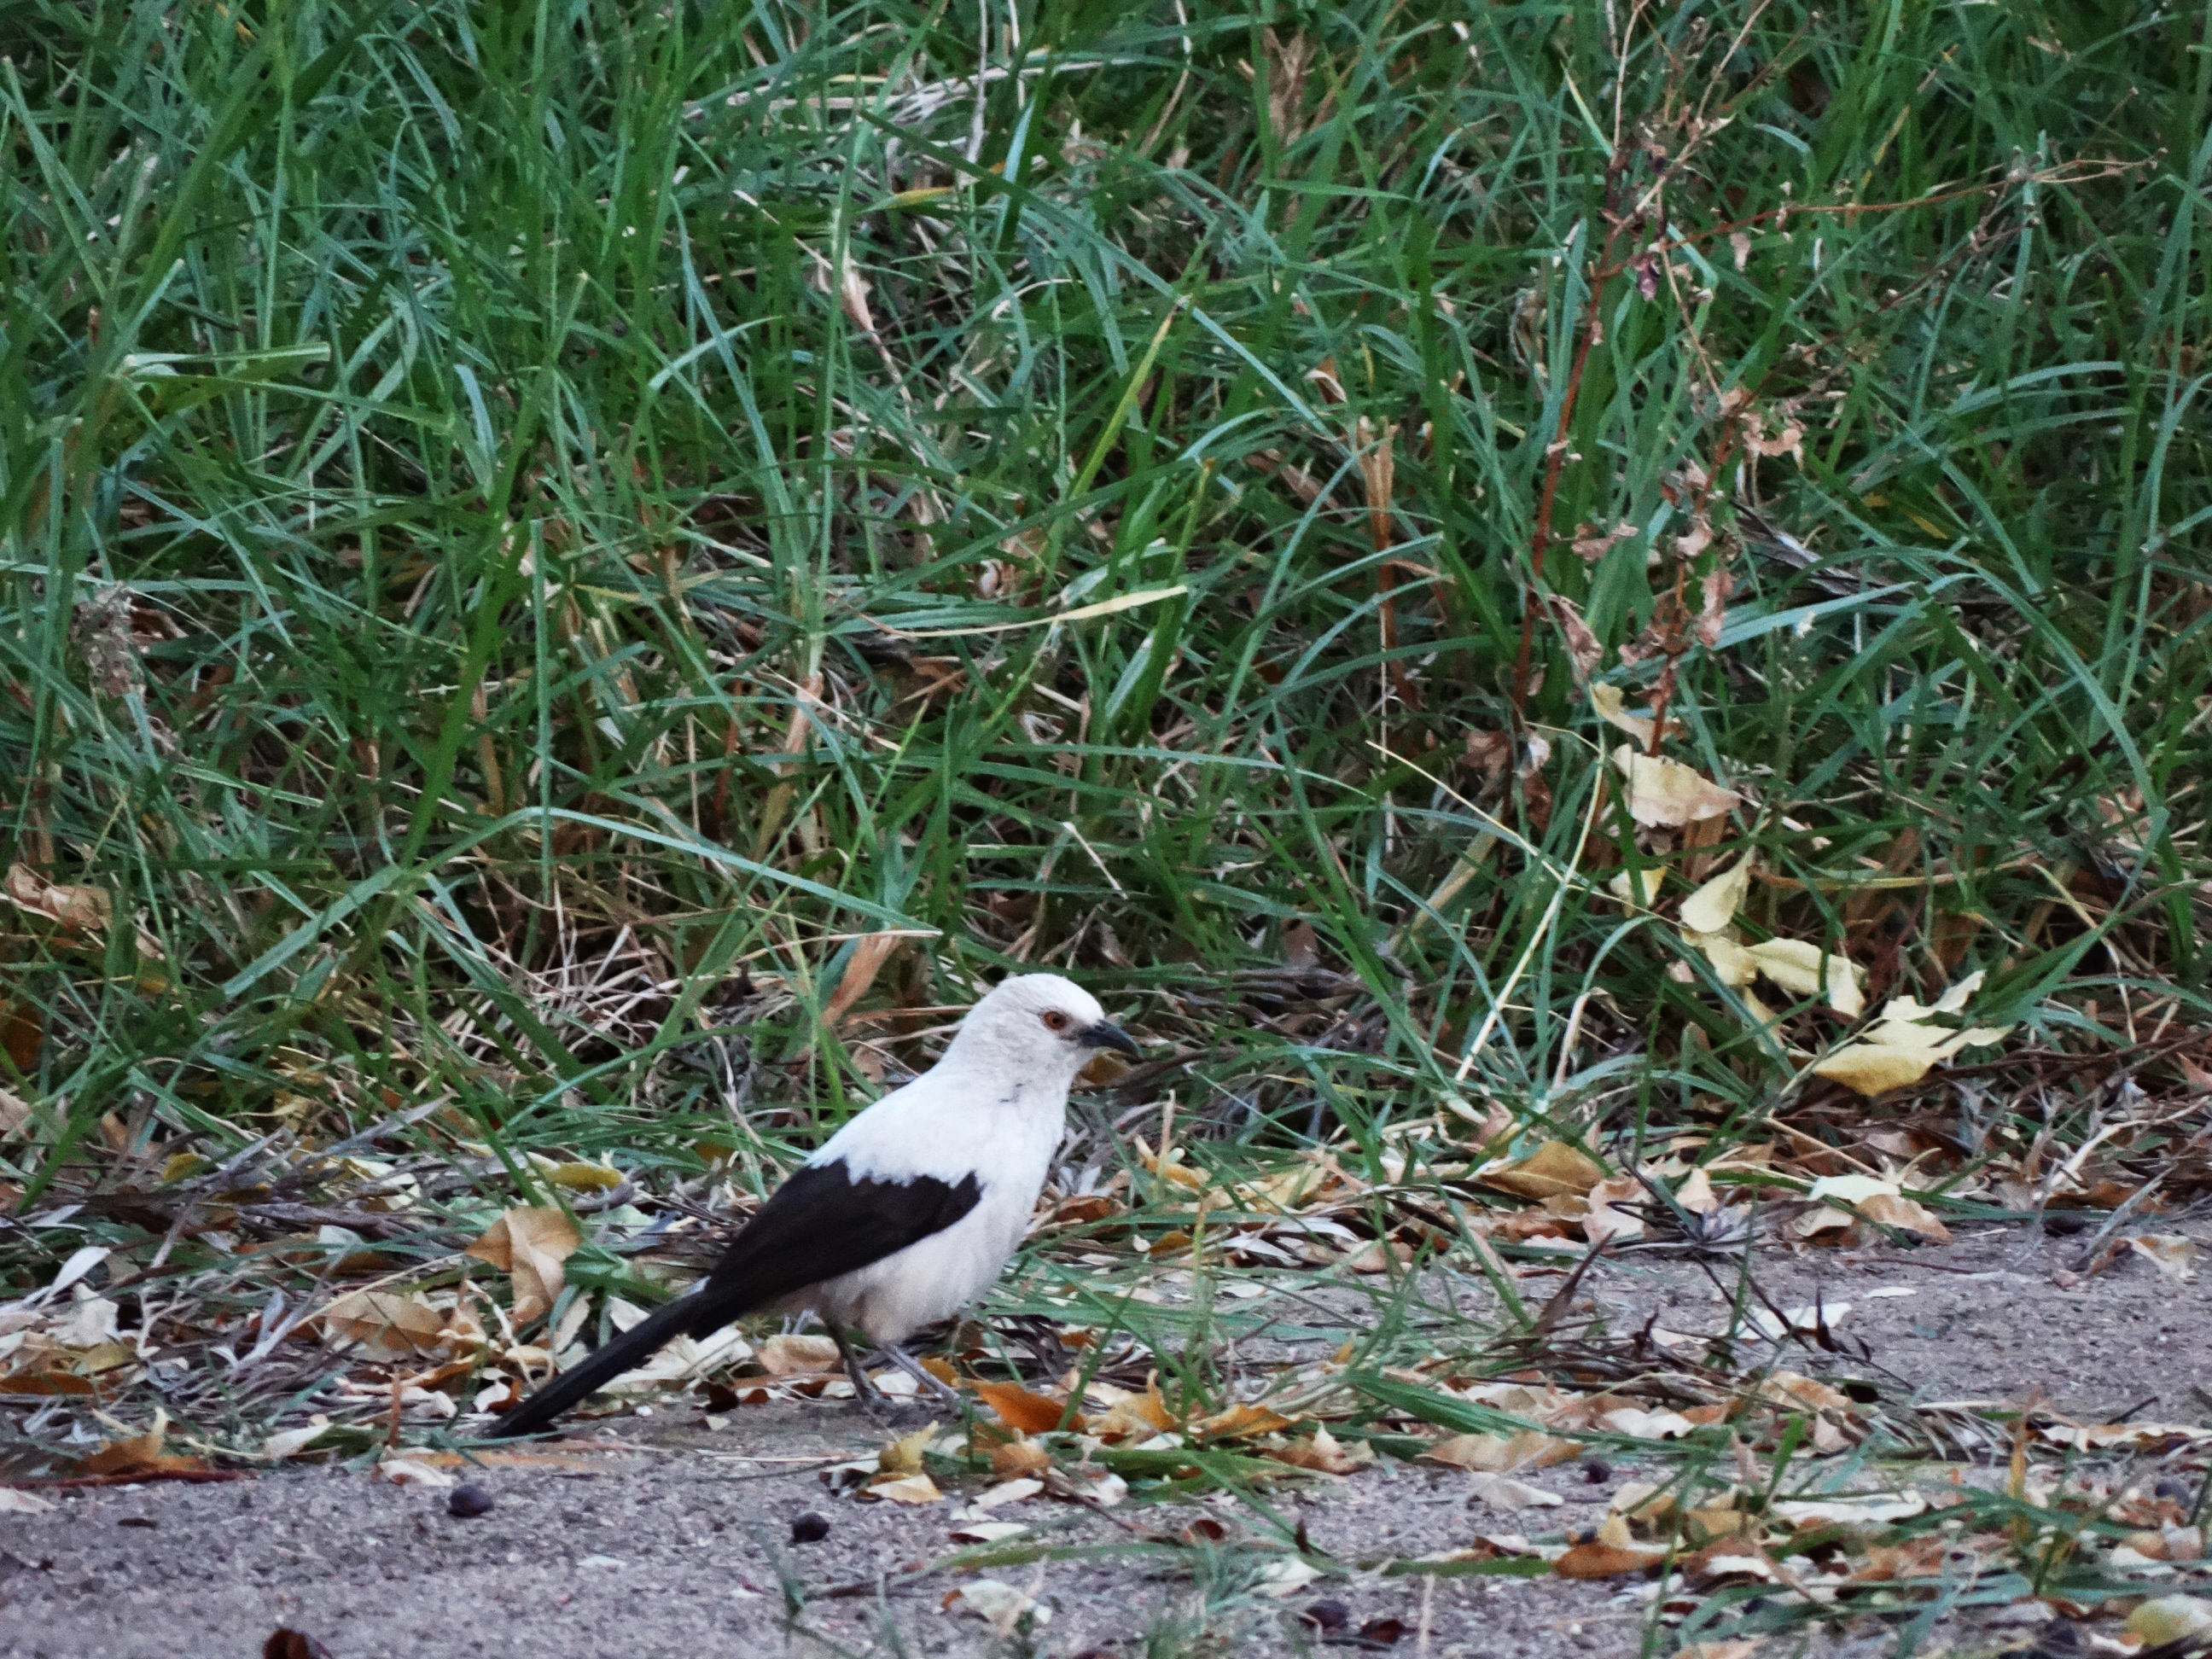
[3,0,2209,1535]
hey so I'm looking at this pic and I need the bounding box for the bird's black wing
[691,1160,982,1327]
[486,1161,981,1440]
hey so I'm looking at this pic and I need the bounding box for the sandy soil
[3,1221,2205,1659]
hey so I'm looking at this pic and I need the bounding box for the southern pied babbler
[486,973,1138,1438]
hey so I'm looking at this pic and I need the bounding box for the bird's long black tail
[485,1288,712,1440]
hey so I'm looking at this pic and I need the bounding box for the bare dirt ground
[3,1220,2206,1659]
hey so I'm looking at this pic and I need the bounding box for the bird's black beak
[1079,1021,1141,1058]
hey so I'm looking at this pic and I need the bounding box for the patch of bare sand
[2,1221,2203,1658]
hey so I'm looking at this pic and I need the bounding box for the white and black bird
[486,973,1138,1438]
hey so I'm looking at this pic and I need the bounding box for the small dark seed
[1299,1599,1349,1633]
[789,1512,831,1544]
[117,1516,158,1529]
[1580,1460,1612,1483]
[1359,1615,1407,1644]
[447,1483,496,1518]
[2042,1212,2087,1236]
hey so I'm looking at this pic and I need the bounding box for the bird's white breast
[803,1069,1067,1345]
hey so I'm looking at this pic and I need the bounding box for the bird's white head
[941,972,1141,1083]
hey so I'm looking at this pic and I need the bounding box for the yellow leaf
[464,1207,582,1325]
[1477,1140,1605,1201]
[1679,859,1753,934]
[2124,1598,2212,1649]
[1608,868,1664,908]
[1812,987,2012,1097]
[1688,928,1757,987]
[543,1161,624,1192]
[878,1421,940,1476]
[1811,1043,1934,1095]
[1590,683,1659,746]
[1742,939,1866,1016]
[1614,746,1742,827]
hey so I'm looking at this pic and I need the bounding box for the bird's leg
[831,1325,927,1426]
[874,1342,963,1406]
[830,1325,887,1406]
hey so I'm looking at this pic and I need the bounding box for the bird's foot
[854,1394,938,1430]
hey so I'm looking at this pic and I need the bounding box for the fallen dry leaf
[319,1289,450,1361]
[1089,1379,1177,1444]
[988,1438,1053,1478]
[756,1333,841,1376]
[972,1377,1079,1435]
[1856,1190,1952,1243]
[1614,747,1742,827]
[376,1451,457,1488]
[1265,1423,1372,1475]
[540,1161,624,1193]
[260,1413,339,1459]
[1758,1372,1854,1414]
[1598,1406,1699,1441]
[1742,938,1865,1017]
[1342,1237,1414,1273]
[1812,973,2011,1097]
[2122,1596,2212,1646]
[1590,683,1678,748]
[1610,867,1665,909]
[1581,1174,1647,1247]
[3,862,164,959]
[950,1576,1048,1631]
[1772,1491,1926,1528]
[877,1421,939,1477]
[464,1207,581,1325]
[1422,1429,1581,1473]
[1552,1540,1666,1579]
[1190,1402,1296,1441]
[79,1408,201,1477]
[2127,1233,2199,1282]
[823,931,903,1027]
[865,1472,943,1505]
[1672,1167,1720,1214]
[0,1083,32,1138]
[1253,1557,1324,1598]
[1681,1541,1779,1586]
[1477,1140,1605,1201]
[1464,1471,1564,1511]
[1679,858,1753,934]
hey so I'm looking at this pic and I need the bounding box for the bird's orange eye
[1041,1010,1071,1032]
